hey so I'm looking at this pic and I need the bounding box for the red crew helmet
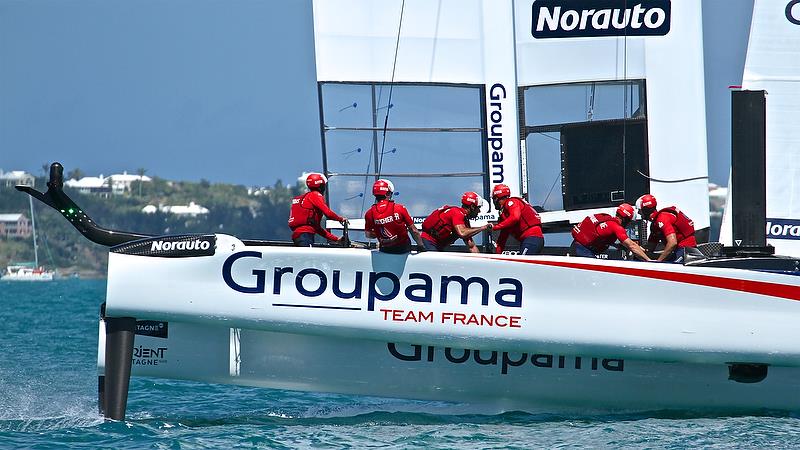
[635,194,657,211]
[461,191,481,207]
[616,203,635,221]
[372,179,395,196]
[306,172,328,190]
[491,184,511,200]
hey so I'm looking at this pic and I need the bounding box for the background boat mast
[29,195,39,267]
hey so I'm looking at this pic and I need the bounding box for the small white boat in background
[1,263,54,281]
[1,196,54,282]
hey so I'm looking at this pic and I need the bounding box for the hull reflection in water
[120,322,800,412]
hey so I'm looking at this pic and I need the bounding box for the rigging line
[41,232,56,267]
[541,171,562,209]
[621,0,631,201]
[535,131,560,143]
[636,170,708,183]
[359,144,373,216]
[377,0,406,177]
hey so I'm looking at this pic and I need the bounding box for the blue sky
[0,0,752,187]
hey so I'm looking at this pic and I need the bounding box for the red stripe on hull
[485,257,800,302]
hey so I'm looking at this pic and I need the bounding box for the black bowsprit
[15,162,152,247]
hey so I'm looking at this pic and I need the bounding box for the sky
[0,0,753,187]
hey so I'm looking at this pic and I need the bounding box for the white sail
[313,0,521,224]
[314,0,709,234]
[726,0,800,255]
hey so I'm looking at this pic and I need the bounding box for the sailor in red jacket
[636,194,697,263]
[571,203,651,261]
[420,191,490,253]
[490,184,544,255]
[288,172,347,247]
[364,179,425,254]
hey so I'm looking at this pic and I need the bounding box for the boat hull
[105,234,800,368]
[1,268,54,281]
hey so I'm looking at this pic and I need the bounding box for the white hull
[100,233,800,411]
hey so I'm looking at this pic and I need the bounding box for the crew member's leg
[520,236,544,255]
[421,238,440,252]
[571,240,596,258]
[293,233,314,247]
[379,241,412,254]
[671,247,687,264]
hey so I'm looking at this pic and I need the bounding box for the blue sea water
[1,280,800,448]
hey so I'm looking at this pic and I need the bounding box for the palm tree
[67,168,84,181]
[136,168,147,197]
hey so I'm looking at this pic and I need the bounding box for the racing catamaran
[17,0,800,419]
[18,157,800,420]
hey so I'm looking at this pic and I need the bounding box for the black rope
[637,170,708,183]
[377,0,406,177]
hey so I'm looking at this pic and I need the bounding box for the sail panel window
[319,82,487,222]
[321,83,482,129]
[561,121,649,210]
[524,81,645,127]
[327,175,485,219]
[521,80,649,212]
[325,130,483,175]
[320,83,374,128]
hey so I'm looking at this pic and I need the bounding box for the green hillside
[0,176,302,277]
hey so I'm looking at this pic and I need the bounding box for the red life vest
[367,201,411,247]
[421,205,460,245]
[288,192,319,229]
[572,213,616,249]
[651,206,696,247]
[514,197,543,234]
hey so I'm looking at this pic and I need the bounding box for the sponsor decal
[788,0,800,25]
[531,0,671,39]
[380,308,522,329]
[222,251,523,312]
[487,83,507,184]
[112,234,216,258]
[150,239,211,252]
[133,345,168,366]
[388,343,624,375]
[766,218,800,240]
[135,320,169,339]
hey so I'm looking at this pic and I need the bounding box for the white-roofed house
[143,202,209,217]
[64,175,112,196]
[164,202,209,216]
[108,171,152,195]
[0,213,32,238]
[0,170,35,188]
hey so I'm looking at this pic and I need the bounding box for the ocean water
[1,280,799,449]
